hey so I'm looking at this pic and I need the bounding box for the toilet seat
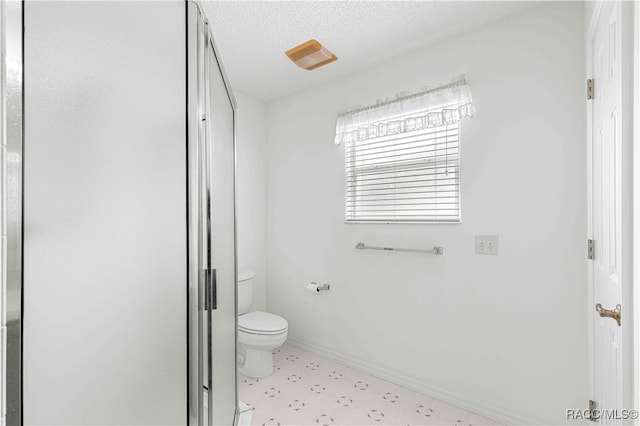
[239,311,288,335]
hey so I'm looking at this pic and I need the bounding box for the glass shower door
[206,38,238,425]
[187,3,238,425]
[13,2,237,424]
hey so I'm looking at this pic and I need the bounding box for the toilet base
[239,347,274,378]
[237,324,287,379]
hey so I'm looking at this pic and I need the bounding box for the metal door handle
[595,303,621,326]
[210,268,217,310]
[203,269,217,311]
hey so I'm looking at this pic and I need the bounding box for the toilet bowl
[238,311,288,378]
[238,270,288,378]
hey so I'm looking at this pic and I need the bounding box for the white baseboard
[287,336,546,425]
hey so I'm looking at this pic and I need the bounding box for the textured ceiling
[201,1,540,102]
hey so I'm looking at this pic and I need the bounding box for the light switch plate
[475,235,498,255]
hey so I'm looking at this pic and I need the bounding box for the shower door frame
[187,1,240,425]
[1,1,24,424]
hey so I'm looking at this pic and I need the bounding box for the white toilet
[238,270,288,378]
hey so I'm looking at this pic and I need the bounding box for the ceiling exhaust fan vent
[285,39,337,71]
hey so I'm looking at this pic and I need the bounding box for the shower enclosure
[1,1,238,424]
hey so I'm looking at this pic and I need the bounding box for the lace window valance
[334,75,476,146]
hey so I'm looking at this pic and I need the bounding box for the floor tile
[240,344,500,426]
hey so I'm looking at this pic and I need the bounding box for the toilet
[238,270,288,378]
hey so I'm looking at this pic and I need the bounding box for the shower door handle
[209,269,217,311]
[204,269,218,311]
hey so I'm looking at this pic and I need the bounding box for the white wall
[236,92,268,311]
[265,3,586,424]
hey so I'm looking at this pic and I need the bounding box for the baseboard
[287,336,546,425]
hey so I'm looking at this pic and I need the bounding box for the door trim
[620,1,636,414]
[585,2,601,408]
[633,0,640,413]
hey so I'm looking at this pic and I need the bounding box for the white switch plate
[475,235,498,255]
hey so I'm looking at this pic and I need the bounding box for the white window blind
[346,119,460,223]
[335,75,475,224]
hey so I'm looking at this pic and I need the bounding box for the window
[334,75,475,223]
[346,117,460,223]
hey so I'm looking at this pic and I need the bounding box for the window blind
[336,75,475,224]
[345,121,460,223]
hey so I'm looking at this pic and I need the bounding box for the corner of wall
[234,91,269,312]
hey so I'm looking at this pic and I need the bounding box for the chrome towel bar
[355,242,443,255]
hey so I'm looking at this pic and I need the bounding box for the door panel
[591,1,623,422]
[23,3,187,424]
[207,41,238,425]
[187,4,238,425]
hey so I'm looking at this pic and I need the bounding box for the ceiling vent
[285,39,337,71]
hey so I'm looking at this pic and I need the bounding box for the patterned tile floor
[240,344,499,426]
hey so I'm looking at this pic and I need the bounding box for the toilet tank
[237,269,255,315]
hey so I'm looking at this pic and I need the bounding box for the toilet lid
[239,311,288,334]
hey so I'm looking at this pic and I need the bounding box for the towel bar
[355,242,443,255]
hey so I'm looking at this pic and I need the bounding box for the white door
[589,1,626,422]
